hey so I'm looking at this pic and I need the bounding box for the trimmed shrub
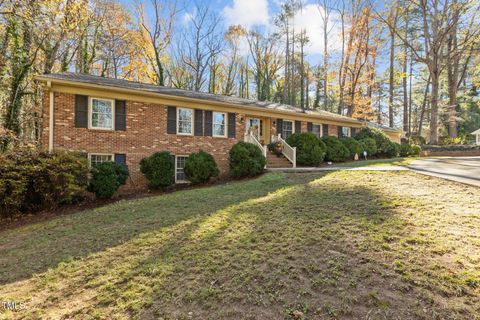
[229,141,266,178]
[384,141,401,157]
[0,150,89,216]
[340,137,362,159]
[399,143,421,157]
[358,138,378,156]
[140,151,175,189]
[286,132,326,166]
[409,135,426,145]
[399,143,412,157]
[354,127,394,156]
[88,162,128,199]
[410,144,421,156]
[321,136,350,162]
[184,150,219,184]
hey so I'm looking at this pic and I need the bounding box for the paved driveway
[408,157,480,187]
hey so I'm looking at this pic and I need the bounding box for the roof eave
[35,75,363,125]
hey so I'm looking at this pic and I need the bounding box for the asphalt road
[408,157,480,187]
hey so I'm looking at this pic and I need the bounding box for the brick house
[36,73,402,188]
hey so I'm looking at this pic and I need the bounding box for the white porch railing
[272,134,296,168]
[244,132,267,159]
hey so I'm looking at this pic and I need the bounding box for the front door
[246,118,263,140]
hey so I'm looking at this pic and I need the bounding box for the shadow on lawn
[0,172,320,286]
[1,171,478,319]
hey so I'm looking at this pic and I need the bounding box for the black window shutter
[338,126,343,138]
[115,100,126,131]
[114,153,128,172]
[204,110,212,136]
[307,122,313,132]
[194,109,203,136]
[167,106,176,134]
[114,153,126,165]
[277,119,283,136]
[295,120,301,133]
[228,113,236,138]
[351,127,356,137]
[75,95,88,128]
[322,124,329,137]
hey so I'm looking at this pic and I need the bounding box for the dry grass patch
[0,171,479,319]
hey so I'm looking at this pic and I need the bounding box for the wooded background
[1,0,479,147]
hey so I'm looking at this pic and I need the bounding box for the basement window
[89,153,113,167]
[175,155,188,182]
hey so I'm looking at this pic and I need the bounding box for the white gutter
[48,81,54,152]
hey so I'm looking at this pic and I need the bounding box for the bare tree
[136,0,177,85]
[317,0,337,110]
[179,4,223,92]
[376,0,480,143]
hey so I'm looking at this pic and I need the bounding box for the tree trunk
[389,29,395,128]
[429,69,439,143]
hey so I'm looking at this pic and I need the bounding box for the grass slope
[0,171,479,319]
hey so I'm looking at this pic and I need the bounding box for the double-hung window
[90,98,114,130]
[342,127,351,138]
[177,108,193,135]
[312,124,322,138]
[89,153,113,167]
[175,155,188,182]
[282,120,294,139]
[213,112,226,137]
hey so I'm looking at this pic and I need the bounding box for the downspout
[48,81,54,152]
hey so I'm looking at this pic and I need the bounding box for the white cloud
[293,4,343,55]
[222,0,269,29]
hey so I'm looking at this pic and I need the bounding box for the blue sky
[120,0,390,73]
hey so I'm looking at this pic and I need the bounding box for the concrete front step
[266,152,293,168]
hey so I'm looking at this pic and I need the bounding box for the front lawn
[0,171,479,319]
[333,157,419,167]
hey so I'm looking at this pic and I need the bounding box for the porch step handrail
[273,134,296,168]
[244,132,267,159]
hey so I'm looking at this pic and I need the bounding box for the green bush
[400,143,421,157]
[340,137,362,159]
[88,162,128,199]
[409,135,426,145]
[399,143,412,157]
[410,144,421,156]
[354,127,394,156]
[140,151,175,189]
[184,151,219,184]
[229,141,266,178]
[286,132,326,166]
[0,150,89,216]
[384,141,401,158]
[358,138,378,156]
[321,136,350,162]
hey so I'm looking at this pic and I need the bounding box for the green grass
[333,157,419,167]
[0,171,479,319]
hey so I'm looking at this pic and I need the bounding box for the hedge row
[0,150,89,216]
[284,128,421,164]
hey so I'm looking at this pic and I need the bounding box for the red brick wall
[328,124,339,137]
[44,92,246,189]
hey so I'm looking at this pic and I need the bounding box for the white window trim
[88,153,114,168]
[175,155,189,183]
[88,97,115,130]
[312,123,322,138]
[282,120,295,138]
[212,111,227,138]
[176,107,194,136]
[342,127,351,137]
